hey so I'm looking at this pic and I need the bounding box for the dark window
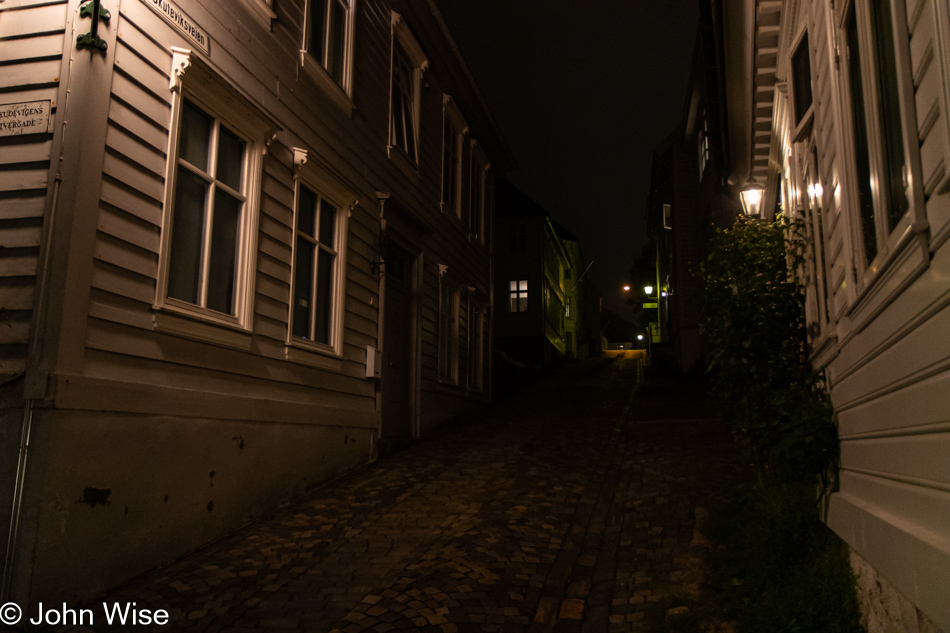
[846,6,878,262]
[168,99,246,316]
[792,33,813,126]
[442,118,459,212]
[869,0,909,231]
[293,185,338,344]
[390,43,417,161]
[308,0,349,86]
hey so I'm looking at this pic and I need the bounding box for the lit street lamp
[740,178,765,217]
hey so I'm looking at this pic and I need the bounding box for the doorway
[380,251,415,438]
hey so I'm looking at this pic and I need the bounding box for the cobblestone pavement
[59,352,748,633]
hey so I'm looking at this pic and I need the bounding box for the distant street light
[623,285,631,292]
[637,334,644,341]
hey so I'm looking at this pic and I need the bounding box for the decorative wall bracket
[77,0,110,54]
[169,47,192,92]
[293,148,309,175]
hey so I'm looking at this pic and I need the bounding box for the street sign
[643,302,658,309]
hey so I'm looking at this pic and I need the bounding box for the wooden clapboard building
[718,0,950,629]
[0,0,513,605]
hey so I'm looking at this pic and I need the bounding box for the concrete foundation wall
[9,408,374,606]
[851,549,946,633]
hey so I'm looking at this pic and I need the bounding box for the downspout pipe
[1,400,34,602]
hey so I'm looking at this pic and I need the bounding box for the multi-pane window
[292,185,339,345]
[509,279,528,313]
[306,0,349,87]
[438,282,459,381]
[390,42,418,161]
[842,0,915,267]
[442,115,461,215]
[166,99,247,317]
[469,148,488,242]
[698,111,709,179]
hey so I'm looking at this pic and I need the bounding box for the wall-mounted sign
[0,100,52,137]
[643,302,658,309]
[140,0,210,54]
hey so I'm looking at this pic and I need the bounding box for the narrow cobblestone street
[60,353,748,633]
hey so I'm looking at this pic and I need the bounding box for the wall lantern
[643,285,654,295]
[740,178,765,216]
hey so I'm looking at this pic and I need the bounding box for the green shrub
[699,215,863,632]
[701,214,837,485]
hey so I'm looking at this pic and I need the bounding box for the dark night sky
[434,1,699,314]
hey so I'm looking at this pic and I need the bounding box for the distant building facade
[644,19,742,373]
[0,0,513,607]
[493,179,597,365]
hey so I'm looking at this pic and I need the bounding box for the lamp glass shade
[740,181,765,216]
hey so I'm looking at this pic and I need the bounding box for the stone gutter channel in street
[50,351,749,633]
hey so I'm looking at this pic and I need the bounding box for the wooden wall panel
[0,0,68,379]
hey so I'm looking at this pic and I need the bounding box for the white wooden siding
[0,0,68,379]
[59,0,495,426]
[774,1,950,628]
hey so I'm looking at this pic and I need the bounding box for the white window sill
[301,52,353,118]
[284,340,345,371]
[152,306,253,351]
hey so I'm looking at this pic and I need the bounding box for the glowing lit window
[509,279,528,313]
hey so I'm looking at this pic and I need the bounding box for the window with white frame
[442,96,467,217]
[158,52,273,332]
[304,0,352,91]
[438,278,459,382]
[840,0,920,269]
[301,0,355,112]
[292,184,342,347]
[791,32,814,128]
[165,99,248,318]
[509,279,528,313]
[469,142,489,243]
[390,42,417,160]
[389,14,427,164]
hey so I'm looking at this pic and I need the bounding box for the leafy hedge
[702,214,837,486]
[698,215,863,633]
